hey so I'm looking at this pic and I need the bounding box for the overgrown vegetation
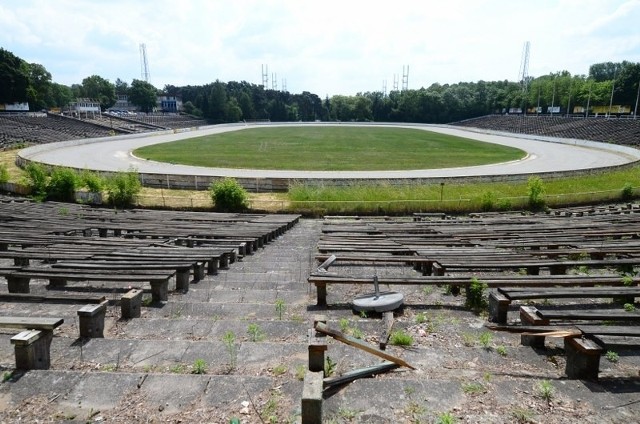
[527,176,546,211]
[0,163,9,184]
[209,177,248,212]
[105,169,141,207]
[389,330,414,346]
[466,277,488,311]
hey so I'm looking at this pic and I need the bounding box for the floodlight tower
[392,74,399,91]
[402,65,409,91]
[382,79,387,96]
[518,41,530,113]
[282,78,287,92]
[518,42,530,91]
[140,43,150,82]
[261,64,269,88]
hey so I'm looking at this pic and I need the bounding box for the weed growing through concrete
[537,379,554,401]
[605,351,619,363]
[462,381,485,395]
[511,407,534,422]
[624,303,636,312]
[275,298,286,320]
[191,359,207,374]
[295,364,306,381]
[272,364,287,376]
[390,330,414,346]
[415,312,427,324]
[479,332,493,349]
[466,277,488,311]
[496,345,507,356]
[324,356,337,377]
[169,364,185,373]
[339,318,350,333]
[461,332,475,347]
[223,331,238,371]
[435,411,457,424]
[247,323,265,342]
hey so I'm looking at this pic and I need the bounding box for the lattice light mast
[518,41,530,113]
[261,64,269,89]
[402,65,409,91]
[140,43,150,83]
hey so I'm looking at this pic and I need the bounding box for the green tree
[80,75,117,110]
[25,63,52,111]
[208,80,228,123]
[128,79,157,113]
[209,178,248,212]
[0,48,29,104]
[48,83,73,109]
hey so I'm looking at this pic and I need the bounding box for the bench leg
[6,276,30,293]
[316,283,327,307]
[193,263,206,282]
[121,289,143,319]
[13,330,53,370]
[207,259,219,275]
[175,269,190,293]
[520,306,549,348]
[78,302,107,338]
[564,337,602,380]
[150,279,169,302]
[488,291,510,324]
[301,371,323,424]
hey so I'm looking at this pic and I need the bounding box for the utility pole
[634,80,640,119]
[607,70,616,118]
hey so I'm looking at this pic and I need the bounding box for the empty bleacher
[452,115,640,146]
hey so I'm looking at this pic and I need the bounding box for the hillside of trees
[1,47,638,124]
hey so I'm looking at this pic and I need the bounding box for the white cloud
[1,0,638,96]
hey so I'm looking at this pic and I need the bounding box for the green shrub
[390,330,414,346]
[622,182,634,201]
[209,177,248,212]
[479,191,496,212]
[106,170,141,207]
[527,176,546,211]
[0,163,9,184]
[80,170,105,192]
[24,162,49,200]
[466,277,488,310]
[47,167,78,202]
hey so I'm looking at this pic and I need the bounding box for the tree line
[1,47,638,123]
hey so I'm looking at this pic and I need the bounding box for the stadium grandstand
[452,115,640,147]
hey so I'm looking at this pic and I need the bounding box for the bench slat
[0,317,64,330]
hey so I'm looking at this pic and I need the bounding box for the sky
[1,0,639,97]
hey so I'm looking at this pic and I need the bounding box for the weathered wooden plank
[378,311,395,350]
[323,361,399,388]
[0,317,64,330]
[536,309,640,321]
[314,322,415,370]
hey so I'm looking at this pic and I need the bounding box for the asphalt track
[18,122,640,182]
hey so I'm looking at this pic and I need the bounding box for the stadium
[1,47,640,422]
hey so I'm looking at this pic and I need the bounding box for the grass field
[134,126,525,171]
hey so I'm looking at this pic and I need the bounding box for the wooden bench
[314,254,434,275]
[52,260,203,292]
[308,272,640,306]
[433,257,640,276]
[6,268,173,302]
[519,305,640,348]
[0,317,64,369]
[489,286,640,324]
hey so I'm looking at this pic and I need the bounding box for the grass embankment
[134,126,525,171]
[288,167,640,215]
